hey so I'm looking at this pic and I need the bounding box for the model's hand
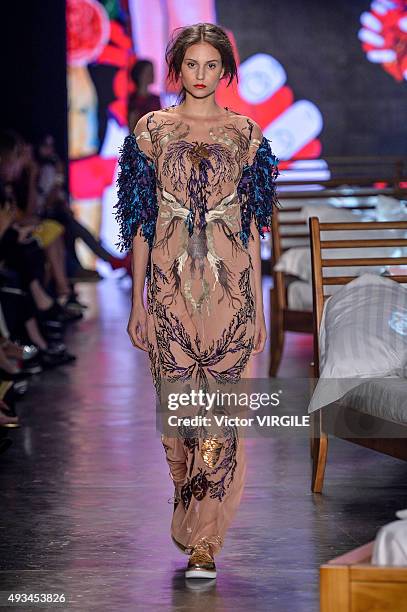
[252,311,267,354]
[127,305,148,351]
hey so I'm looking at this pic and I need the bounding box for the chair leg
[311,411,328,493]
[310,420,315,459]
[309,368,318,459]
[269,289,285,377]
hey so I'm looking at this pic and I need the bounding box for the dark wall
[1,0,68,162]
[217,0,407,156]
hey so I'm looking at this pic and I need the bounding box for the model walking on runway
[115,22,279,580]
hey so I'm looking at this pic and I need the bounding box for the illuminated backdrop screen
[66,0,407,260]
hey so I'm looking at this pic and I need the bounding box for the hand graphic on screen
[359,0,407,82]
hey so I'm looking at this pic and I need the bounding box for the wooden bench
[320,541,407,612]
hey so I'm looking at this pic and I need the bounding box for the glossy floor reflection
[0,277,406,611]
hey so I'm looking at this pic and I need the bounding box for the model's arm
[116,113,158,352]
[245,120,279,355]
[248,218,267,354]
[127,230,149,351]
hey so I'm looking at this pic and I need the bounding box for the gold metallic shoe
[185,540,217,579]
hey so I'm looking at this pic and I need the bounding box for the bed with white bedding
[308,274,407,415]
[306,218,407,493]
[338,379,407,426]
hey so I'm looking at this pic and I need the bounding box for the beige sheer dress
[116,106,279,556]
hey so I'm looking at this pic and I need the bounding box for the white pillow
[274,247,311,281]
[287,280,313,311]
[319,274,407,378]
[274,245,386,283]
[300,204,363,223]
[375,195,407,223]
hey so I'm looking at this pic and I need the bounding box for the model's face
[180,42,224,99]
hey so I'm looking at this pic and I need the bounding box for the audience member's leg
[68,217,114,261]
[44,236,71,300]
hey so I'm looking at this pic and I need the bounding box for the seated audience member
[10,135,74,305]
[0,181,75,366]
[35,134,130,279]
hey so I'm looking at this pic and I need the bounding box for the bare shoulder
[226,109,262,138]
[132,109,163,135]
[135,107,184,133]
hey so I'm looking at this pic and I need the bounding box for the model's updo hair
[165,23,238,103]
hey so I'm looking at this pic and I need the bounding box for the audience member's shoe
[64,297,88,314]
[46,342,67,354]
[6,344,42,375]
[22,345,39,361]
[58,307,83,324]
[12,379,28,396]
[21,357,42,375]
[43,329,64,343]
[0,400,19,428]
[108,254,125,270]
[38,302,82,326]
[52,302,83,324]
[3,385,20,411]
[39,348,76,369]
[108,254,131,275]
[37,304,65,328]
[0,436,13,454]
[56,351,76,365]
[0,368,28,382]
[69,267,103,283]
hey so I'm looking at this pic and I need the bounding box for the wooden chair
[308,218,407,493]
[269,205,313,376]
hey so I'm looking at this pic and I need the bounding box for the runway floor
[1,277,406,611]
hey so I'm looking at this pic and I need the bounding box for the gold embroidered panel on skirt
[201,436,224,469]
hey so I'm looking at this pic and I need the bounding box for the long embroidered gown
[115,106,279,556]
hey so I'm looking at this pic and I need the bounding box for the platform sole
[185,568,217,579]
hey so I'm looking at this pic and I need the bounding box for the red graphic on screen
[216,29,322,166]
[67,0,111,66]
[359,0,407,82]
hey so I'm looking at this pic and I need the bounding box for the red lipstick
[194,84,206,89]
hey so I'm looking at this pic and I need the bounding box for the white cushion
[319,274,407,378]
[372,511,407,566]
[308,274,407,413]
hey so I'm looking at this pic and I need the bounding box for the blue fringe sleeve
[237,136,280,248]
[114,133,158,253]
